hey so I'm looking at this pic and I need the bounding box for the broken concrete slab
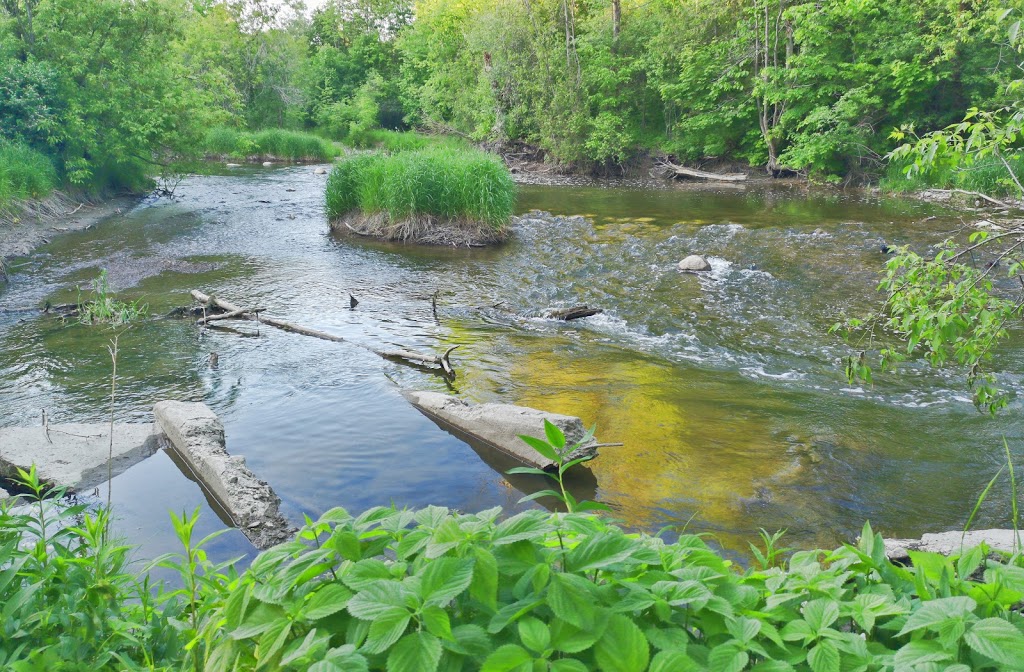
[402,390,599,471]
[0,424,161,492]
[154,401,294,549]
[884,529,1023,561]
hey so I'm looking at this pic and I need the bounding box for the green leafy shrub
[325,147,515,229]
[0,140,58,209]
[0,466,184,670]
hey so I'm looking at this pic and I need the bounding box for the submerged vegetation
[326,148,516,245]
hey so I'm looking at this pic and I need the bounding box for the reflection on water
[0,166,1020,561]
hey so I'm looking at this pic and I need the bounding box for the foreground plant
[76,269,148,326]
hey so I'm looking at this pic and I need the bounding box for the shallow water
[1,165,1021,562]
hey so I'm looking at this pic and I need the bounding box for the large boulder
[678,255,712,272]
[402,391,598,471]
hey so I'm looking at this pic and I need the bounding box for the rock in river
[314,167,328,175]
[678,254,711,272]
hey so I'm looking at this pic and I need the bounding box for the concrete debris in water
[154,401,294,549]
[884,529,1022,561]
[0,424,161,491]
[678,254,712,272]
[402,390,599,471]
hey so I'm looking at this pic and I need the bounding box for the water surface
[1,166,1020,561]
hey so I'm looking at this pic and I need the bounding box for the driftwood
[656,159,747,182]
[922,189,1013,209]
[546,305,603,321]
[190,290,458,377]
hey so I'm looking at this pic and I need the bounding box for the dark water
[1,165,1021,563]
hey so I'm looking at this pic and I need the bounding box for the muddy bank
[331,210,508,247]
[1,192,140,272]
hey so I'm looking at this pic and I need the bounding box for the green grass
[326,146,516,228]
[202,127,337,162]
[882,153,1024,197]
[346,129,469,153]
[0,141,58,210]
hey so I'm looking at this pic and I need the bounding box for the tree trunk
[612,0,621,40]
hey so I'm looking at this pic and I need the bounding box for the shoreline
[0,192,141,276]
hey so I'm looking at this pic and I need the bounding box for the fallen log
[189,289,457,376]
[546,305,603,321]
[657,159,747,182]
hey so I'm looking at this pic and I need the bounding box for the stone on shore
[678,255,712,272]
[0,424,161,491]
[154,401,294,549]
[884,529,1021,561]
[0,485,9,502]
[402,390,598,471]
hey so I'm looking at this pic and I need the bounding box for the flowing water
[1,165,1021,562]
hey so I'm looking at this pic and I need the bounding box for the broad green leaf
[518,617,550,653]
[362,610,411,655]
[445,624,492,657]
[303,583,354,621]
[422,605,453,641]
[551,619,602,654]
[650,650,701,672]
[897,596,976,636]
[347,580,410,620]
[964,617,1024,666]
[256,619,292,670]
[547,573,598,630]
[231,603,287,640]
[803,598,840,633]
[550,660,589,672]
[594,613,650,672]
[565,532,635,572]
[471,546,499,611]
[480,644,533,672]
[707,644,748,672]
[492,511,552,545]
[893,640,953,668]
[421,556,475,606]
[807,640,840,672]
[319,644,369,672]
[387,632,443,672]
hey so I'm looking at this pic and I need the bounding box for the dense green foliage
[0,140,56,209]
[8,461,1024,671]
[1,0,1017,192]
[326,148,516,227]
[202,127,337,162]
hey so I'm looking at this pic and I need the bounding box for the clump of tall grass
[202,127,336,162]
[326,147,516,244]
[0,141,58,210]
[882,153,1024,198]
[347,129,468,153]
[76,270,148,325]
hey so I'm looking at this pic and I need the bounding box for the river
[1,164,1020,563]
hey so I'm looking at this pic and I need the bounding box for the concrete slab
[154,401,294,549]
[402,390,599,471]
[885,529,1023,560]
[0,424,161,492]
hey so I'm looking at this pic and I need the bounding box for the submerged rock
[262,161,273,167]
[402,390,599,471]
[678,254,712,272]
[225,163,241,168]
